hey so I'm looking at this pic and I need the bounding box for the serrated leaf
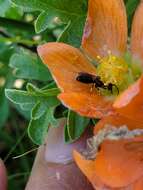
[28,108,51,145]
[11,0,47,11]
[48,107,60,128]
[31,101,47,120]
[5,89,39,105]
[58,16,85,47]
[5,88,60,111]
[26,83,60,97]
[12,0,87,47]
[35,11,56,33]
[65,110,89,143]
[12,0,87,15]
[20,103,35,111]
[14,104,31,120]
[9,53,52,81]
[28,107,60,145]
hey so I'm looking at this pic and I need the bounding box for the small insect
[76,72,119,94]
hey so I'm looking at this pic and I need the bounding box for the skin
[0,145,93,190]
[25,144,93,190]
[0,123,93,190]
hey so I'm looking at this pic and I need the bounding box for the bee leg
[110,86,113,94]
[96,86,101,95]
[107,83,113,94]
[90,84,94,92]
[109,84,119,95]
[114,85,119,95]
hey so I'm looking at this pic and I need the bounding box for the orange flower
[38,0,143,189]
[74,114,143,189]
[38,0,143,121]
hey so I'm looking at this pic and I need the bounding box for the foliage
[12,0,87,47]
[3,0,89,146]
[0,0,141,189]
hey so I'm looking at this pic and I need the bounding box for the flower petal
[94,114,143,134]
[131,1,143,64]
[74,136,143,189]
[73,150,108,189]
[132,177,143,190]
[113,76,143,121]
[58,92,113,118]
[38,42,113,118]
[37,42,96,93]
[95,136,143,188]
[82,0,127,59]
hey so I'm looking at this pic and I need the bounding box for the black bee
[76,72,119,94]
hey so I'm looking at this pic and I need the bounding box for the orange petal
[131,1,143,64]
[38,42,113,118]
[59,92,113,118]
[73,150,108,189]
[74,136,143,189]
[113,76,143,121]
[37,42,96,93]
[132,176,143,190]
[94,114,143,135]
[95,136,143,188]
[82,0,127,59]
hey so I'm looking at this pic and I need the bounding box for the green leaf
[14,104,31,120]
[5,88,60,111]
[0,89,9,128]
[0,0,23,19]
[28,108,51,145]
[31,101,48,120]
[0,42,15,64]
[20,103,35,111]
[35,11,57,33]
[11,0,47,11]
[64,124,70,143]
[26,83,60,96]
[65,110,89,143]
[48,107,60,128]
[28,107,60,144]
[125,0,140,32]
[12,0,87,47]
[12,0,87,14]
[9,52,52,81]
[58,17,85,47]
[0,0,11,16]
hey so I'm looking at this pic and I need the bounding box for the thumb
[0,159,7,190]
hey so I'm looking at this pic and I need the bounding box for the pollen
[96,52,129,91]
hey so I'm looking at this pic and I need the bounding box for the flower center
[96,52,129,90]
[95,51,141,95]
